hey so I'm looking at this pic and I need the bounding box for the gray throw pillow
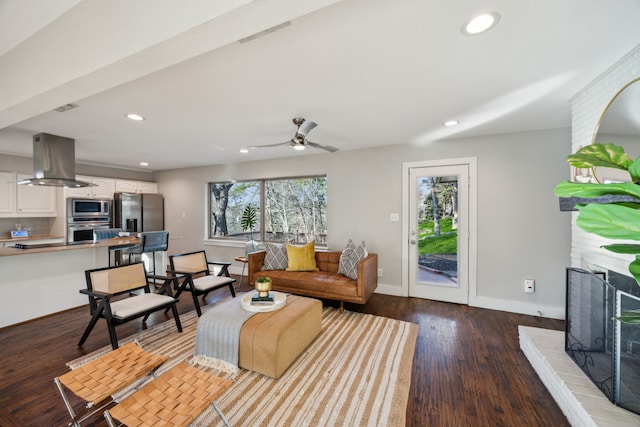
[338,240,367,280]
[262,242,288,270]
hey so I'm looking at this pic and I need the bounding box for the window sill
[203,239,329,250]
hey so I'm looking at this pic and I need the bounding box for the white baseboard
[471,295,565,319]
[374,283,403,296]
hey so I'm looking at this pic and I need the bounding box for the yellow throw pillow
[286,241,318,271]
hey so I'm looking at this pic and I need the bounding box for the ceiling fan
[249,117,339,153]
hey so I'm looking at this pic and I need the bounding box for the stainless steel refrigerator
[114,193,164,232]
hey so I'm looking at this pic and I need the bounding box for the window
[210,176,327,245]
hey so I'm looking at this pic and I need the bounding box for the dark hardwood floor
[0,281,568,426]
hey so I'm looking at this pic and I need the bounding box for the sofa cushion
[286,242,319,272]
[262,242,288,270]
[338,240,367,280]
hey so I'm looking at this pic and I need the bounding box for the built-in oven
[66,198,113,242]
[66,217,112,243]
[67,198,111,217]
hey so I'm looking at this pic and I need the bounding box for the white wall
[570,44,640,275]
[155,127,571,318]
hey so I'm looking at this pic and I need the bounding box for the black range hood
[18,133,95,188]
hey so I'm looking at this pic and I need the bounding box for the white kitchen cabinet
[66,176,115,199]
[0,172,16,214]
[0,172,57,217]
[115,179,158,194]
[16,174,57,216]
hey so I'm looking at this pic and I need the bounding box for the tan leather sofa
[248,250,378,310]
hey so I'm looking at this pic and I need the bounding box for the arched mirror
[587,78,640,182]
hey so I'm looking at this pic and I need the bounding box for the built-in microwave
[67,198,111,218]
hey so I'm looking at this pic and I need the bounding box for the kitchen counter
[0,237,139,256]
[0,236,140,328]
[0,235,64,243]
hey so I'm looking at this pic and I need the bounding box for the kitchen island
[0,237,139,328]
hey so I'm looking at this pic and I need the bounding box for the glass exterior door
[408,164,469,304]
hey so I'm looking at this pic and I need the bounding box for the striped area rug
[69,299,418,426]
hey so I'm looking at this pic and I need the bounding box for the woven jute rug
[69,298,418,426]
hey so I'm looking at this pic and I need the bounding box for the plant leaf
[629,157,640,183]
[628,256,640,285]
[240,204,257,231]
[576,203,640,240]
[615,315,640,324]
[554,181,640,199]
[566,143,633,170]
[615,308,640,324]
[602,244,640,254]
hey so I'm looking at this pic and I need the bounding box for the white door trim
[401,157,477,301]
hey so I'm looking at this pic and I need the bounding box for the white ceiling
[1,0,640,172]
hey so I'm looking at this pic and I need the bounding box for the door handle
[410,240,416,245]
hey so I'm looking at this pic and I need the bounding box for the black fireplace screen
[565,267,640,415]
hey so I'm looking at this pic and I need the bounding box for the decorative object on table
[252,276,273,304]
[241,204,259,256]
[242,291,287,312]
[554,142,640,323]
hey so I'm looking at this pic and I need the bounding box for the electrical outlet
[377,268,383,278]
[524,279,535,293]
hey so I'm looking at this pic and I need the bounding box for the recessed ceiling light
[240,148,249,154]
[444,120,460,127]
[125,113,145,121]
[139,162,149,166]
[462,12,500,36]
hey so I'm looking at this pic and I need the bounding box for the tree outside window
[210,176,327,245]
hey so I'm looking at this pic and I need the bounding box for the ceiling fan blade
[306,140,339,153]
[296,120,317,138]
[247,141,294,149]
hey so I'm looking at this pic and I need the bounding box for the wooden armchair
[78,262,183,350]
[168,250,236,316]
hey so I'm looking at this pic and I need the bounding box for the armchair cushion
[286,241,319,272]
[193,275,235,292]
[110,293,177,319]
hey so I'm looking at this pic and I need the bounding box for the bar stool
[128,230,170,275]
[93,228,124,266]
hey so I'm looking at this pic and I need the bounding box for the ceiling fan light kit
[248,117,339,153]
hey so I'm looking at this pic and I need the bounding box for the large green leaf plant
[554,143,640,323]
[240,204,257,239]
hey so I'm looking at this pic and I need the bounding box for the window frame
[208,174,328,246]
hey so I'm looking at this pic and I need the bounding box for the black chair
[78,262,182,350]
[168,250,236,316]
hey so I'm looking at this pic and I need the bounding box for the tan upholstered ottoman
[238,295,322,378]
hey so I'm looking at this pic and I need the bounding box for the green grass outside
[418,216,457,255]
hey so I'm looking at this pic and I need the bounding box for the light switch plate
[390,213,399,222]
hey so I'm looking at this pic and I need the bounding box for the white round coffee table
[241,291,287,312]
